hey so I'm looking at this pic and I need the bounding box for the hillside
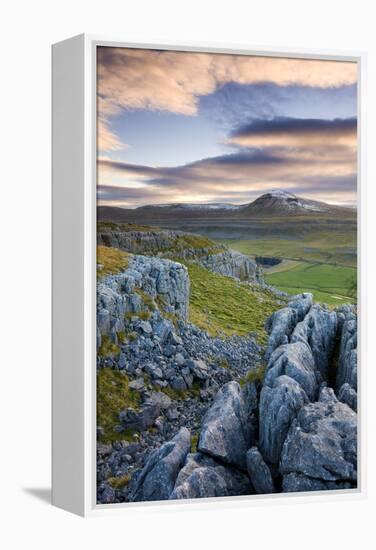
[98,190,356,223]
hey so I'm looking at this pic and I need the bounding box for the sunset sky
[97,47,357,208]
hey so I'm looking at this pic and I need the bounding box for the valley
[98,191,357,306]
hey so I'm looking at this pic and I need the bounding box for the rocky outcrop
[280,387,357,483]
[291,304,337,381]
[257,297,357,492]
[96,249,358,503]
[198,381,254,470]
[336,306,357,392]
[264,342,319,401]
[170,453,252,499]
[97,254,190,347]
[129,427,191,502]
[98,226,262,283]
[199,249,262,282]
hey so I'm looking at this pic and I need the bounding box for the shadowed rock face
[198,381,254,470]
[336,306,357,392]
[170,453,252,499]
[291,304,337,381]
[259,375,309,465]
[246,447,275,494]
[280,387,357,483]
[129,427,191,502]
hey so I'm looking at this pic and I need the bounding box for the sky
[97,47,357,208]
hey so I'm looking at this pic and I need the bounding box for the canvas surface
[95,46,358,504]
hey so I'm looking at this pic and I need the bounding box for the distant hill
[98,190,355,223]
[236,190,353,217]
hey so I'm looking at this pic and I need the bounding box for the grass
[265,261,356,306]
[221,224,357,268]
[239,365,267,387]
[97,369,141,444]
[98,335,120,358]
[108,474,131,490]
[97,245,129,278]
[182,261,283,343]
[171,234,224,256]
[98,221,163,233]
[191,433,199,453]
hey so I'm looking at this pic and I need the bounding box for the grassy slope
[97,369,141,443]
[265,261,356,305]
[97,245,129,278]
[184,262,283,343]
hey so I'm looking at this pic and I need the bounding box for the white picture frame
[52,34,366,517]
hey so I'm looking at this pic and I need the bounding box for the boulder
[264,342,319,401]
[119,401,160,432]
[170,452,252,499]
[264,293,313,362]
[246,447,275,494]
[198,381,254,470]
[187,359,209,380]
[280,387,357,483]
[288,293,313,318]
[259,375,308,465]
[129,427,191,501]
[264,308,298,363]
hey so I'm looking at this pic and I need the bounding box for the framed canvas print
[52,35,365,516]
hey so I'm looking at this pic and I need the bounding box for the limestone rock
[280,387,357,483]
[264,342,319,401]
[338,383,357,412]
[291,304,337,380]
[259,375,308,465]
[246,447,275,494]
[282,472,352,492]
[170,452,253,499]
[336,308,357,391]
[129,427,191,501]
[198,381,253,470]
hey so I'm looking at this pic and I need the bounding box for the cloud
[97,116,357,207]
[97,47,357,151]
[97,119,124,151]
[229,116,357,148]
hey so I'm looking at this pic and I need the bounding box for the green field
[264,261,356,305]
[220,221,357,306]
[221,231,356,268]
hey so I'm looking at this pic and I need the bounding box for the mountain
[139,202,241,211]
[237,190,333,216]
[98,190,355,223]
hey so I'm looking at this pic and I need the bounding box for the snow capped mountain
[242,190,330,215]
